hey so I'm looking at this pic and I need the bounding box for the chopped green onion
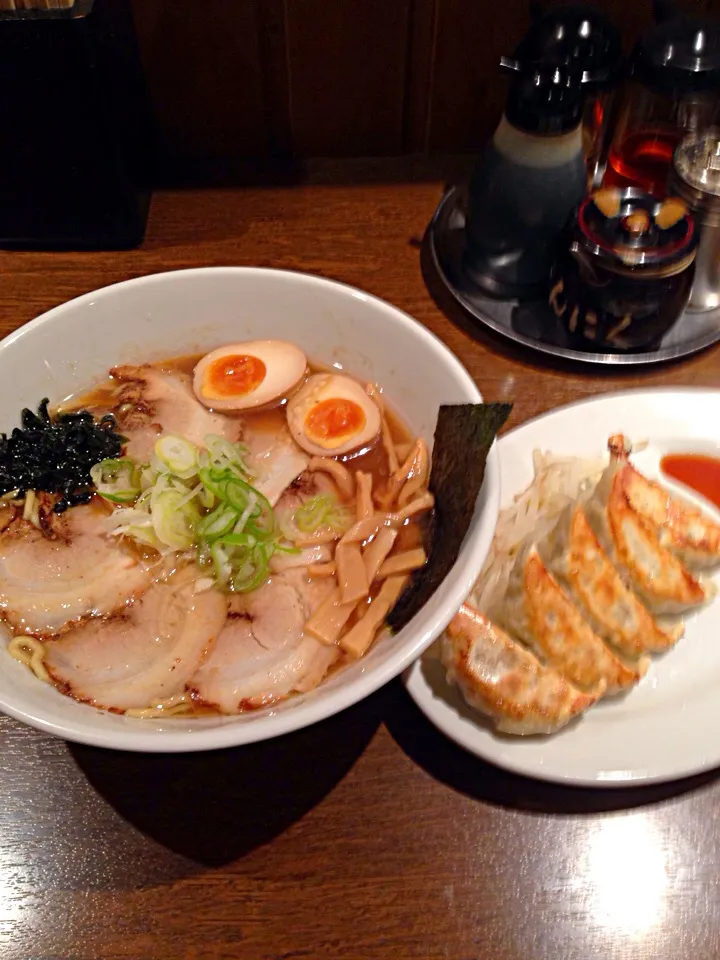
[176,482,204,510]
[125,523,164,551]
[98,432,283,592]
[154,434,199,477]
[90,458,141,504]
[138,464,155,491]
[150,486,199,551]
[224,477,254,513]
[205,434,254,477]
[210,543,233,584]
[198,466,230,502]
[274,541,302,555]
[104,506,152,530]
[294,494,352,534]
[214,532,257,548]
[197,504,237,539]
[199,485,215,509]
[231,543,273,593]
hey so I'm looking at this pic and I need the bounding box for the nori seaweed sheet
[387,402,511,631]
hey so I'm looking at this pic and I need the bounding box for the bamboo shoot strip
[336,541,369,604]
[355,471,373,521]
[305,588,357,646]
[340,576,408,659]
[362,527,397,582]
[307,562,336,578]
[378,548,426,578]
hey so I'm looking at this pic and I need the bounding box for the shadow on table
[69,687,387,869]
[385,675,719,815]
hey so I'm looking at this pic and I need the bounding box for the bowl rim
[0,267,500,751]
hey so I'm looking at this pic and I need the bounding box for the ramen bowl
[0,267,499,751]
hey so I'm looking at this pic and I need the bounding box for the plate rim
[403,386,720,787]
[428,186,720,368]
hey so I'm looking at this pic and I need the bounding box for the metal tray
[428,184,720,367]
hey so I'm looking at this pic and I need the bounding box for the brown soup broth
[61,353,426,716]
[68,353,419,518]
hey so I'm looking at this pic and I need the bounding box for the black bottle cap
[632,17,720,93]
[504,63,585,134]
[653,0,678,25]
[512,4,624,91]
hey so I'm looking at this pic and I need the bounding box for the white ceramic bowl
[0,267,499,751]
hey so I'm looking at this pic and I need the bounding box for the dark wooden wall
[129,0,720,182]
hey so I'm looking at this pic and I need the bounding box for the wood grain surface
[0,180,719,960]
[129,0,720,178]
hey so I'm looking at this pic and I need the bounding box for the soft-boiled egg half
[286,373,381,457]
[193,341,307,411]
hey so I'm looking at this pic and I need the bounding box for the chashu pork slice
[190,570,338,712]
[443,604,597,735]
[0,504,153,636]
[241,416,309,506]
[111,364,239,462]
[44,565,227,711]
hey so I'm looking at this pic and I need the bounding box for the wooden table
[1,180,719,960]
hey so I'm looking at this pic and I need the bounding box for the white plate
[404,388,720,787]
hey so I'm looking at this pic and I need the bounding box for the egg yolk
[305,398,366,446]
[205,354,266,398]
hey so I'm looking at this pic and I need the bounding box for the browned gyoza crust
[503,544,646,696]
[443,604,597,735]
[606,473,708,613]
[582,439,715,616]
[616,455,720,569]
[541,504,680,658]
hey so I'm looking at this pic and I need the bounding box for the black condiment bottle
[504,4,624,186]
[0,0,153,250]
[463,63,588,301]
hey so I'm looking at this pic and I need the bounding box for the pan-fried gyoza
[444,436,720,736]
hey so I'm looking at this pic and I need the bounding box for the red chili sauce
[660,454,720,510]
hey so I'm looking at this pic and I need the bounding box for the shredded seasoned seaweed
[387,402,512,631]
[0,399,125,513]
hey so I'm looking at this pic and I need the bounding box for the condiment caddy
[427,184,720,366]
[425,1,720,366]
